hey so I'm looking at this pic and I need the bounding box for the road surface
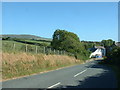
[2,59,117,89]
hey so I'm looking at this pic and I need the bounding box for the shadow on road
[58,62,118,88]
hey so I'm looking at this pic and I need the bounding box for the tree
[51,29,80,51]
[101,39,115,47]
[2,37,11,40]
[51,29,90,60]
[101,39,115,56]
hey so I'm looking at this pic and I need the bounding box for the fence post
[26,44,28,52]
[54,49,55,54]
[64,51,65,55]
[61,50,62,55]
[49,48,51,54]
[43,47,45,54]
[35,46,37,54]
[58,50,59,55]
[13,43,15,50]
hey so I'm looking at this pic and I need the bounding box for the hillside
[0,34,52,41]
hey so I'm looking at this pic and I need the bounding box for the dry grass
[2,52,83,80]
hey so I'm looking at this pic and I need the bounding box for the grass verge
[2,52,84,81]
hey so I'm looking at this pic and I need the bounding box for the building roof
[95,46,105,49]
[115,42,120,47]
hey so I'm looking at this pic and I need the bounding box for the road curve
[2,59,118,89]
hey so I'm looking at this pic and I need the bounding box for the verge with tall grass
[2,52,83,81]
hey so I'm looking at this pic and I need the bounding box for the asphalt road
[2,59,118,89]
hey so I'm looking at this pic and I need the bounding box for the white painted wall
[89,48,106,58]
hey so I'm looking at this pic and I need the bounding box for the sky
[2,2,118,42]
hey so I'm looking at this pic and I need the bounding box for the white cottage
[89,46,106,58]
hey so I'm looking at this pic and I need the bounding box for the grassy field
[16,39,51,47]
[2,40,40,53]
[2,40,73,57]
[24,39,50,45]
[2,52,83,80]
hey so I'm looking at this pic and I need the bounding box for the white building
[89,46,106,58]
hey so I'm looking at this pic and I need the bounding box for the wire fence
[2,42,74,56]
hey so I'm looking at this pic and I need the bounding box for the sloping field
[2,40,37,53]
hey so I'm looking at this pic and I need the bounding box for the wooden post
[64,51,65,55]
[44,47,45,54]
[26,44,28,52]
[58,50,59,55]
[36,46,37,54]
[61,51,62,55]
[13,43,15,50]
[54,49,55,54]
[49,48,51,54]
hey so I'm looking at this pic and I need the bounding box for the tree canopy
[101,39,115,47]
[51,29,91,60]
[101,39,115,56]
[51,29,80,52]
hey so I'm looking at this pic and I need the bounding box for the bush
[104,46,120,66]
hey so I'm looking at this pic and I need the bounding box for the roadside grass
[2,52,83,80]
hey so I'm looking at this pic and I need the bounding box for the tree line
[51,29,116,60]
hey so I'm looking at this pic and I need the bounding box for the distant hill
[1,34,52,41]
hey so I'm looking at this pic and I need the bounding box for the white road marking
[74,69,87,77]
[48,82,61,88]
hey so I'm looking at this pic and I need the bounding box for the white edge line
[48,82,61,88]
[74,69,87,77]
